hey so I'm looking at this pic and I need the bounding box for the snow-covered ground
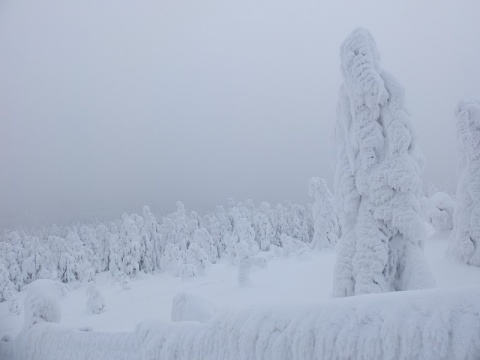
[1,227,478,340]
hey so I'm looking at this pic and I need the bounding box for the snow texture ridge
[137,287,480,360]
[332,28,434,296]
[450,98,480,266]
[11,282,480,360]
[14,324,140,360]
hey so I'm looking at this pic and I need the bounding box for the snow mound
[86,285,106,314]
[171,293,217,323]
[139,287,480,360]
[12,286,480,359]
[23,281,61,329]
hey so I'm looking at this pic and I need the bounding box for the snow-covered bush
[171,292,217,323]
[423,192,455,231]
[332,28,434,297]
[23,285,61,329]
[308,177,339,250]
[86,285,106,314]
[449,98,480,266]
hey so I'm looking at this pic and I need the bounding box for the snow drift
[11,286,480,359]
[137,287,480,360]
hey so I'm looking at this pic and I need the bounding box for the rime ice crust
[332,28,435,297]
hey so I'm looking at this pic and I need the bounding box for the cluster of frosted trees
[0,198,321,299]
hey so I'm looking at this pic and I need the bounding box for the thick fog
[1,0,479,227]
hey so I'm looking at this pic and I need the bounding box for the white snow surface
[1,232,479,359]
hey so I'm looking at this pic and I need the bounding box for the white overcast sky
[1,0,479,226]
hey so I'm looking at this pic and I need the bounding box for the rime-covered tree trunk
[449,99,480,266]
[332,28,434,297]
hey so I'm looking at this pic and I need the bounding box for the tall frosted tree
[449,99,480,266]
[332,28,434,297]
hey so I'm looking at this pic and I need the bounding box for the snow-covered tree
[0,263,15,302]
[131,213,155,273]
[95,224,111,272]
[143,206,163,269]
[21,236,54,284]
[160,243,184,277]
[186,242,210,275]
[332,28,434,297]
[254,211,275,251]
[0,241,22,290]
[449,98,480,266]
[118,214,141,277]
[65,232,94,283]
[308,178,339,250]
[191,228,217,264]
[79,226,100,274]
[232,218,258,258]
